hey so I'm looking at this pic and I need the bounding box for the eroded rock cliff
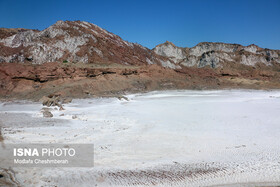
[153,41,280,68]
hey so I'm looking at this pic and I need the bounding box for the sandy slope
[0,90,280,186]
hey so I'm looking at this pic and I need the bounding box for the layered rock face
[153,41,280,68]
[0,21,169,65]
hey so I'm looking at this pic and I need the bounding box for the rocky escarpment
[0,21,169,66]
[0,62,196,100]
[153,41,280,68]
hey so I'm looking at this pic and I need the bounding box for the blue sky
[0,0,280,49]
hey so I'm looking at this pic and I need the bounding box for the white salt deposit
[0,90,280,186]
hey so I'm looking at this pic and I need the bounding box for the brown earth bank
[1,62,280,102]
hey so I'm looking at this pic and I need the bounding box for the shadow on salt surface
[14,163,223,187]
[101,163,224,186]
[0,113,69,128]
[23,161,280,187]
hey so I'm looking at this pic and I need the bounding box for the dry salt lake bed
[0,90,280,187]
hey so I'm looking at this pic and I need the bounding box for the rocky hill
[153,41,280,68]
[0,20,280,100]
[1,20,279,70]
[0,21,170,66]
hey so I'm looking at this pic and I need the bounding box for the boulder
[40,95,61,107]
[117,95,129,101]
[43,110,53,118]
[62,98,72,104]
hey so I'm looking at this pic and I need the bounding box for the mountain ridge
[1,20,280,70]
[1,20,280,100]
[153,40,280,68]
[0,20,170,66]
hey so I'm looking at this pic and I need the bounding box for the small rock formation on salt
[41,108,53,118]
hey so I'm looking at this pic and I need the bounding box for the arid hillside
[0,21,280,100]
